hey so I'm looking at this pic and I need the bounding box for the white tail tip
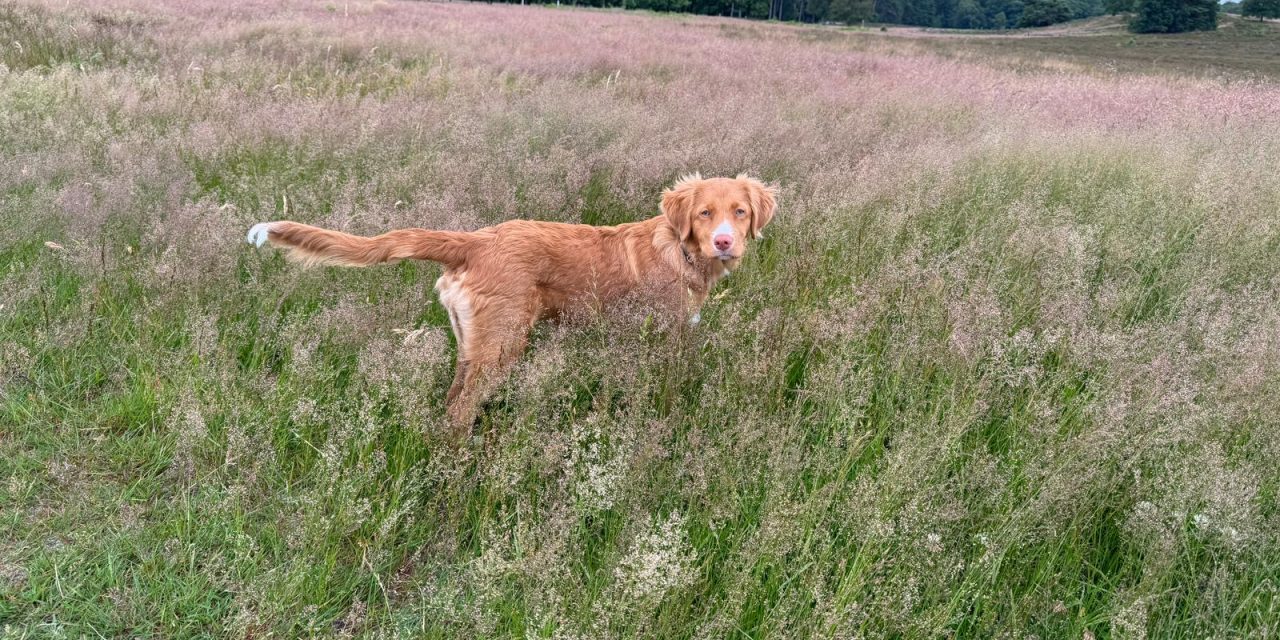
[247,222,273,247]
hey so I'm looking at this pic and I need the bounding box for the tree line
[1230,0,1280,19]
[486,0,1247,31]
[489,0,1091,28]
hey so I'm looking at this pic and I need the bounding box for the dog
[246,174,778,430]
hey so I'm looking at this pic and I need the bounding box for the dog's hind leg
[444,306,469,406]
[437,271,475,414]
[445,300,535,436]
[446,360,469,405]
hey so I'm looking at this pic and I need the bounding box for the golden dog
[247,174,778,430]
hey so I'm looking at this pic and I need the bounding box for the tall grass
[2,0,1279,637]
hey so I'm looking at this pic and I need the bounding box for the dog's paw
[246,222,274,247]
[689,312,701,326]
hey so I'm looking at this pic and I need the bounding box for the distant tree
[955,0,986,25]
[1104,0,1133,13]
[746,0,772,16]
[829,0,875,20]
[494,0,1081,28]
[875,0,905,22]
[897,0,938,24]
[1242,0,1280,19]
[1063,0,1104,18]
[1019,0,1072,25]
[938,0,960,25]
[1129,0,1217,32]
[804,0,831,20]
[632,0,693,11]
[1008,0,1027,22]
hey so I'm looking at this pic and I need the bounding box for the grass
[922,15,1280,79]
[2,0,1280,638]
[0,3,154,72]
[827,15,1280,79]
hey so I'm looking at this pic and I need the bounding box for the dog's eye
[699,210,710,218]
[735,208,746,217]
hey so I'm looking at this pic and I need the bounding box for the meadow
[885,14,1280,79]
[2,0,1280,637]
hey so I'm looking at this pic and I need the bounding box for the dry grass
[876,15,1280,79]
[2,1,1279,637]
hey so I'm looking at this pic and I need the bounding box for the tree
[1242,0,1280,19]
[1063,0,1103,18]
[488,0,1089,28]
[829,0,875,21]
[804,0,831,20]
[902,0,939,24]
[954,0,985,26]
[1103,0,1133,13]
[874,0,905,22]
[1004,0,1026,23]
[1019,0,1071,25]
[1129,0,1217,32]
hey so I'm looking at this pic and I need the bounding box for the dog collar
[679,243,694,265]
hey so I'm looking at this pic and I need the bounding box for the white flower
[1192,513,1211,530]
[613,512,695,604]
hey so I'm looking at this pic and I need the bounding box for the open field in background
[2,0,1280,637]
[875,15,1280,79]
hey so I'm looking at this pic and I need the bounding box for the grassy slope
[1,1,1279,638]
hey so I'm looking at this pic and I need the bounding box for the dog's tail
[246,221,476,269]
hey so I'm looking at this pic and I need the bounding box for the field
[879,14,1280,79]
[3,0,1280,637]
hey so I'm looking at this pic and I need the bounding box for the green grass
[2,1,1279,638]
[0,4,154,72]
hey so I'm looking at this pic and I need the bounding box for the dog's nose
[713,234,733,252]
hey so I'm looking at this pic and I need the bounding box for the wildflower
[611,511,695,605]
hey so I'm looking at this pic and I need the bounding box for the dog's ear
[739,174,778,240]
[661,174,701,241]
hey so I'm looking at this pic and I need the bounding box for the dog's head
[661,174,778,265]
